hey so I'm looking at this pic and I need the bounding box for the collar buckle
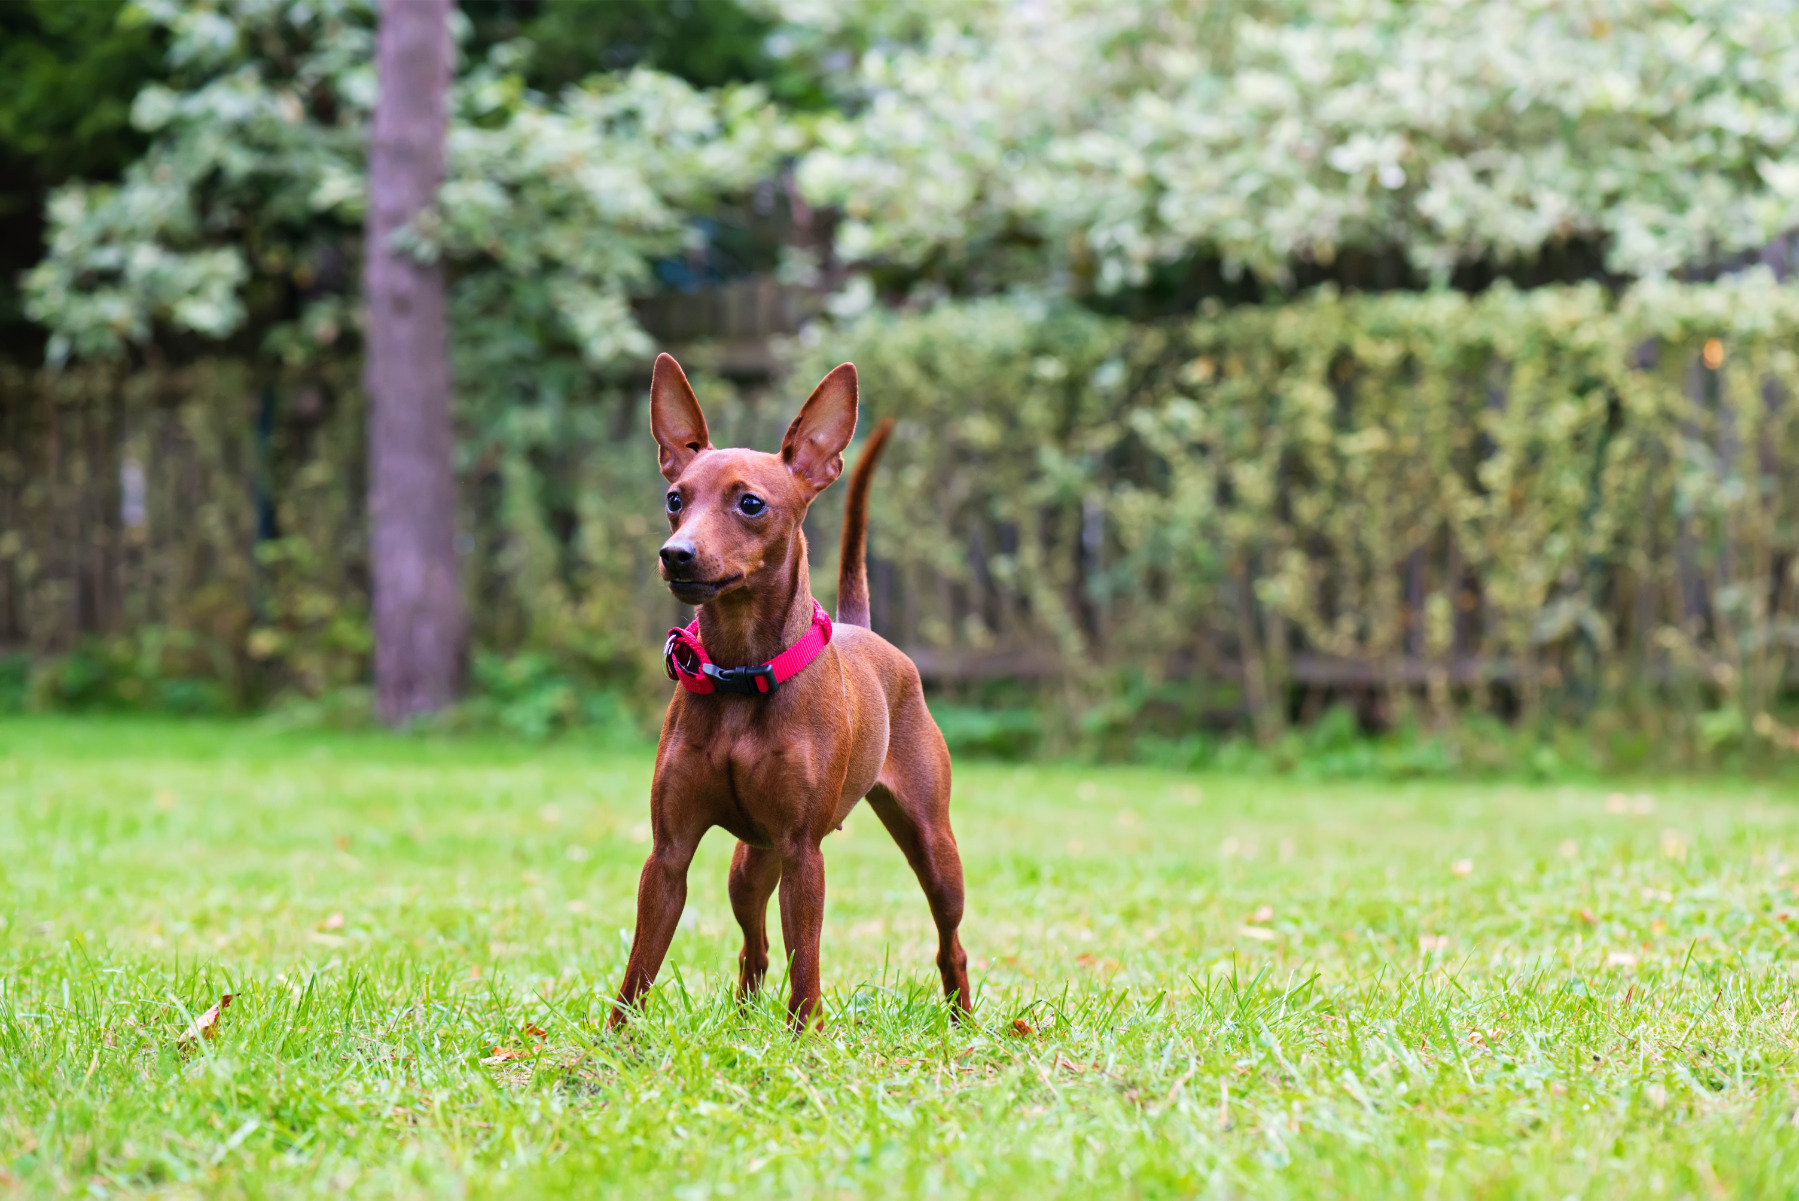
[702,662,779,696]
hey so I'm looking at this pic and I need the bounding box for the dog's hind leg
[866,701,972,1015]
[728,841,781,1001]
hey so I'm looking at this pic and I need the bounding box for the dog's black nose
[660,542,696,571]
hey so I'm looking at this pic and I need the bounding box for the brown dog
[609,353,971,1031]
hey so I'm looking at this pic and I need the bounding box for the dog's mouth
[665,573,742,603]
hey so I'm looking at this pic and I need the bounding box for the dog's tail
[835,417,895,629]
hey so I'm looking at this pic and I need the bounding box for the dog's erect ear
[650,353,711,482]
[781,363,858,494]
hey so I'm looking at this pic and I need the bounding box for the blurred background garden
[8,5,1799,1194]
[3,0,1798,774]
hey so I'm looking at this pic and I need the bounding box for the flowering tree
[23,0,795,370]
[32,0,1796,351]
[798,0,1799,296]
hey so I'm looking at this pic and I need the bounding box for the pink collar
[664,598,833,696]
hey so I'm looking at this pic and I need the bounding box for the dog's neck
[694,530,816,666]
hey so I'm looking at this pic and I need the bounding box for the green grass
[3,717,1798,1198]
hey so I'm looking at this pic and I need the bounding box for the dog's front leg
[610,830,701,1028]
[728,842,782,1001]
[776,839,827,1031]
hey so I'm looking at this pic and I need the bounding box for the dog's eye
[665,492,682,514]
[738,494,766,516]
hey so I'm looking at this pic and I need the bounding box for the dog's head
[651,353,857,606]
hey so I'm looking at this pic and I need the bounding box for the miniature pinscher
[610,354,971,1031]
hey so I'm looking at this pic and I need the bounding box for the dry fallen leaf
[481,1025,550,1066]
[177,994,234,1047]
[481,1046,535,1065]
[1578,908,1597,924]
[1010,1018,1035,1037]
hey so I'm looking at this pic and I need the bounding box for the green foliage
[459,650,640,743]
[498,0,816,103]
[472,0,920,113]
[927,702,1041,760]
[0,0,162,183]
[0,654,28,713]
[5,718,1799,1194]
[800,274,1799,764]
[1134,712,1601,781]
[25,635,232,715]
[0,0,165,349]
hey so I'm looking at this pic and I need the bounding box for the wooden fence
[4,276,1797,757]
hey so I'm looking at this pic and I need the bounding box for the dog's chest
[668,704,817,783]
[666,703,857,838]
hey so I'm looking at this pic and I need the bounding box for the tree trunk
[364,0,464,724]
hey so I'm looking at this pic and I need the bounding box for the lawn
[2,717,1797,1198]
